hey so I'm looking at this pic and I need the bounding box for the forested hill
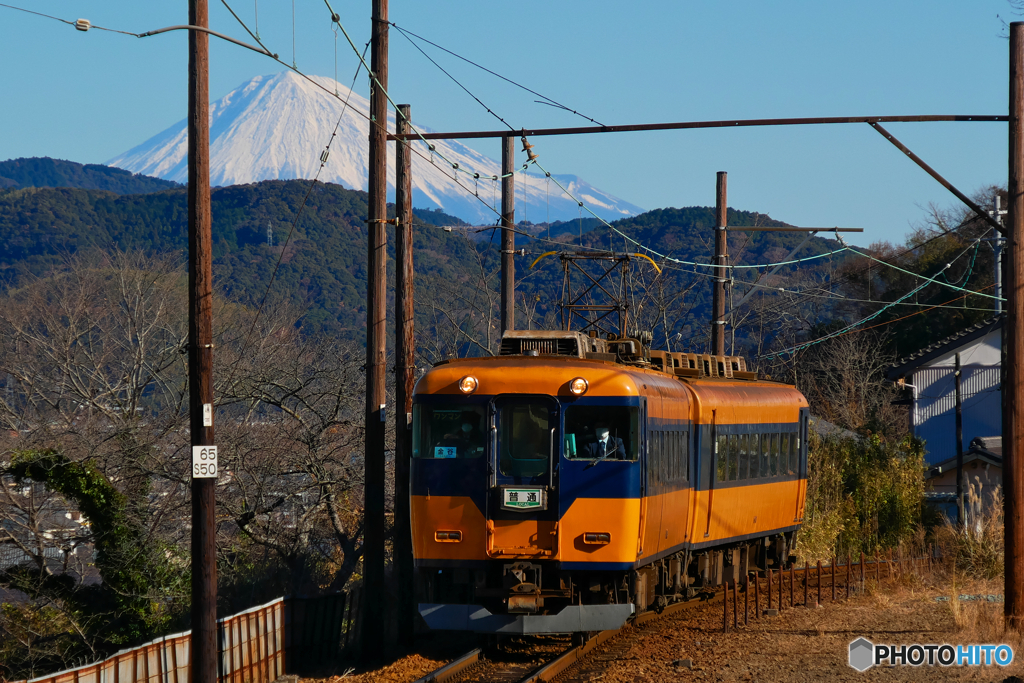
[0,180,485,335]
[0,157,181,194]
[0,176,848,347]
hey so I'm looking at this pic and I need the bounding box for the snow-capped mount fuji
[108,71,643,224]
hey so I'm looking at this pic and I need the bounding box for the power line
[840,241,1003,302]
[760,237,987,359]
[387,21,605,127]
[391,22,515,131]
[0,2,138,35]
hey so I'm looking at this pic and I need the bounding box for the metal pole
[1007,21,1024,632]
[753,569,760,619]
[744,574,749,625]
[187,1,216,681]
[712,172,728,356]
[501,136,515,335]
[362,0,388,653]
[955,352,965,527]
[394,103,415,648]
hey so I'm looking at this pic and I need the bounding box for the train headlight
[569,377,588,395]
[458,376,478,394]
[583,532,611,545]
[435,530,463,542]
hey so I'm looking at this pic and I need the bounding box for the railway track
[412,550,937,683]
[411,593,722,683]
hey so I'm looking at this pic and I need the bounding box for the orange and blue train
[412,330,809,634]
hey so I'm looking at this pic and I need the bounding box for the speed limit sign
[192,445,218,479]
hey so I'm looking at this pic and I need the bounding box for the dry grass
[934,481,1004,580]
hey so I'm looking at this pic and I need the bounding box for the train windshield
[498,401,553,478]
[412,404,486,459]
[564,406,639,461]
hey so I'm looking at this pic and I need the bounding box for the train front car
[411,335,640,634]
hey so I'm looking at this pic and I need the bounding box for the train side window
[757,436,765,479]
[737,434,749,480]
[769,433,780,477]
[663,432,669,482]
[748,434,759,479]
[664,431,670,481]
[716,434,728,483]
[684,431,690,481]
[657,431,665,482]
[727,434,739,481]
[789,432,798,474]
[780,433,791,474]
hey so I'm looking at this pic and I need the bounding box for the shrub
[797,432,925,563]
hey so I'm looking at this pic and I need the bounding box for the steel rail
[410,648,482,683]
[388,115,1005,141]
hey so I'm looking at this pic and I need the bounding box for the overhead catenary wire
[391,22,515,132]
[386,21,605,127]
[761,237,989,359]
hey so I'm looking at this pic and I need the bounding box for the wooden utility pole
[711,171,728,355]
[1007,21,1024,631]
[394,103,415,648]
[955,352,964,526]
[501,135,515,334]
[363,0,388,653]
[187,1,217,682]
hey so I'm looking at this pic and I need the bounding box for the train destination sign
[503,487,544,511]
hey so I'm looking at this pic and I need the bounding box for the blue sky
[0,1,1015,244]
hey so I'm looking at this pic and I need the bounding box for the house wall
[928,461,1001,495]
[912,329,1001,465]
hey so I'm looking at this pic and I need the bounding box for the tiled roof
[885,314,1003,381]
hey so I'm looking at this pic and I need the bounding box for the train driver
[438,411,484,457]
[584,424,626,460]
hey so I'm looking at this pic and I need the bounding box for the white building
[885,316,1002,466]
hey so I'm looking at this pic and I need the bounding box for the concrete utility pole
[1006,21,1024,631]
[187,1,217,681]
[711,172,728,356]
[993,195,1006,314]
[955,353,964,527]
[363,0,388,653]
[501,136,515,334]
[394,103,415,648]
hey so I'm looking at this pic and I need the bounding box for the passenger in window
[583,425,626,460]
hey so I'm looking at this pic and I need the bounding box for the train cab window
[499,402,552,478]
[564,406,638,461]
[412,404,487,459]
